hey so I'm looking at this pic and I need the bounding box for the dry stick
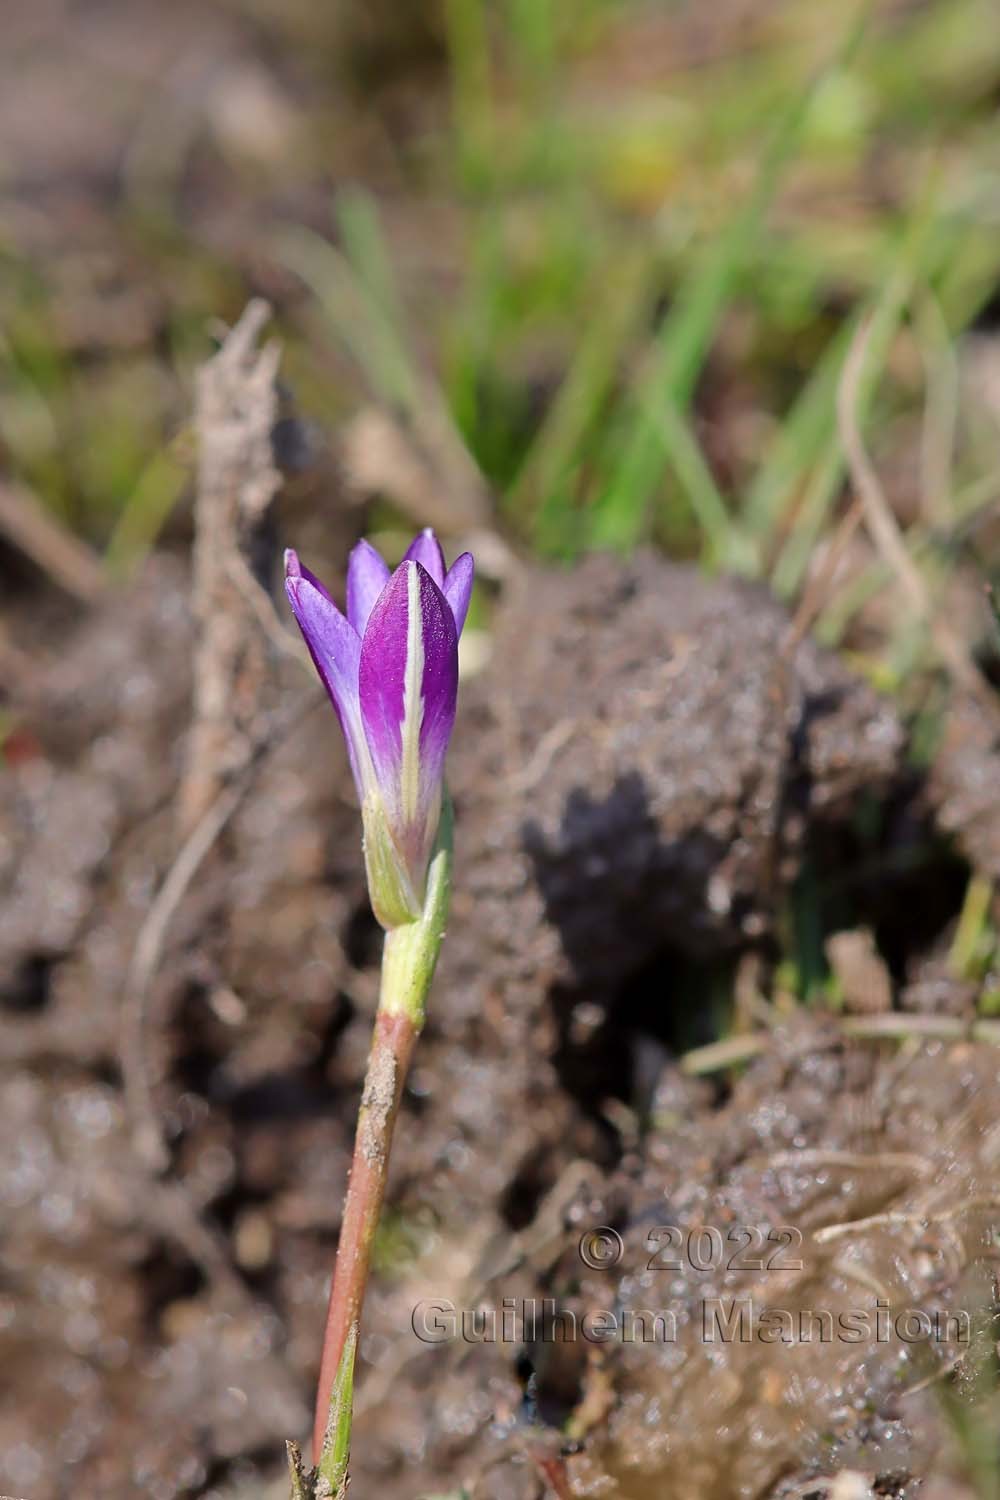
[836,314,993,702]
[814,1193,1000,1245]
[224,549,311,667]
[181,297,282,836]
[122,778,247,1173]
[680,1011,1000,1075]
[0,621,36,698]
[117,699,319,1435]
[841,1012,1000,1043]
[119,300,318,1428]
[765,1148,933,1176]
[680,1008,1000,1080]
[343,406,490,539]
[120,690,320,1196]
[0,477,106,601]
[342,405,516,586]
[125,299,290,1176]
[782,495,865,659]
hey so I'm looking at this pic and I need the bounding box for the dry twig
[122,778,247,1173]
[814,1194,1000,1245]
[180,298,283,834]
[765,1148,933,1177]
[0,477,106,601]
[782,495,865,659]
[118,303,315,1434]
[837,315,991,701]
[680,1011,1000,1075]
[119,690,319,1211]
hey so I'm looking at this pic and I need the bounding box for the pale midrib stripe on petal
[345,699,378,798]
[400,563,426,824]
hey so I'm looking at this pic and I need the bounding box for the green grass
[6,0,1000,621]
[268,0,1000,608]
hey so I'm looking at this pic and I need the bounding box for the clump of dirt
[1,557,194,1048]
[1,546,997,1500]
[562,1026,1000,1500]
[450,552,904,984]
[930,692,1000,879]
[424,552,907,1168]
[384,1015,1000,1500]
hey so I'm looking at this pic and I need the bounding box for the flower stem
[311,1004,420,1461]
[311,804,453,1466]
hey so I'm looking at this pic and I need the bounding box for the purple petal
[359,560,458,867]
[285,550,368,792]
[346,538,391,637]
[401,528,446,588]
[285,547,336,605]
[442,552,474,635]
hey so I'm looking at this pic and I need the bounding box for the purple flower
[285,529,474,928]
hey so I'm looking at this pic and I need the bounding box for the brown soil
[3,547,999,1500]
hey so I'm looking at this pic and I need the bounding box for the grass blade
[590,2,873,548]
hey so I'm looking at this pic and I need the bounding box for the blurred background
[2,0,999,591]
[4,1,1000,1498]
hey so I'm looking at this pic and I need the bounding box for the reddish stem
[536,1454,574,1500]
[311,1007,420,1463]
